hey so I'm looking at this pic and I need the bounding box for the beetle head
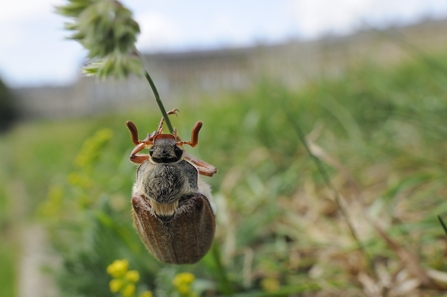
[149,134,184,163]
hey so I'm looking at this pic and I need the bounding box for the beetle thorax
[149,137,183,164]
[133,161,192,218]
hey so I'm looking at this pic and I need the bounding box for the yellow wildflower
[96,128,113,141]
[107,259,129,278]
[260,277,280,292]
[139,291,153,297]
[121,284,136,297]
[74,128,113,169]
[39,184,64,217]
[173,272,195,287]
[67,172,81,186]
[125,270,140,283]
[109,279,123,293]
[176,284,190,295]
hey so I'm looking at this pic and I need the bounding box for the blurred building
[14,17,447,119]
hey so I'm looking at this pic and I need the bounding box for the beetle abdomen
[132,193,215,264]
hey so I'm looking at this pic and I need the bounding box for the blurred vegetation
[0,77,18,132]
[0,137,16,297]
[1,50,447,296]
[0,77,19,297]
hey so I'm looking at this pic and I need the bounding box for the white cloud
[288,0,447,38]
[289,0,370,37]
[0,0,82,86]
[0,0,60,47]
[205,15,253,45]
[135,11,183,51]
[0,0,59,22]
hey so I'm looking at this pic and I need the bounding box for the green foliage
[3,51,447,296]
[0,233,17,297]
[56,0,144,79]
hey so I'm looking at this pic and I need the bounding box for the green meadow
[1,50,447,296]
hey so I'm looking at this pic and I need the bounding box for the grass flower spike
[57,0,175,131]
[56,0,144,79]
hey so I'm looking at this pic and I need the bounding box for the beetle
[126,109,217,264]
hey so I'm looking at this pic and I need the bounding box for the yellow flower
[121,284,136,297]
[125,270,140,283]
[139,291,153,297]
[107,259,129,278]
[67,172,91,188]
[96,128,113,141]
[39,184,64,217]
[260,277,280,292]
[109,279,123,293]
[67,172,80,185]
[74,128,113,169]
[177,284,190,295]
[172,272,195,287]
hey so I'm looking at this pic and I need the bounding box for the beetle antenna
[177,121,202,147]
[126,121,140,145]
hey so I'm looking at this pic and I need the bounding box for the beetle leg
[126,121,140,145]
[184,152,217,177]
[178,121,202,147]
[157,108,179,133]
[130,142,150,164]
[195,166,217,177]
[143,131,157,142]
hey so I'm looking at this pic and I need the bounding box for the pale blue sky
[1,0,447,87]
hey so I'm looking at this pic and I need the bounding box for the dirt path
[18,224,57,297]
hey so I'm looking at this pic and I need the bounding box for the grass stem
[210,243,234,295]
[438,215,447,236]
[144,71,174,133]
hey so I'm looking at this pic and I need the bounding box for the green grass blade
[210,243,233,295]
[437,215,447,236]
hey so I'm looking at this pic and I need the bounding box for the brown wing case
[131,193,215,264]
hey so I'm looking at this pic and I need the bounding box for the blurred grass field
[1,50,447,296]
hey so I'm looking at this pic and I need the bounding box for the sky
[1,0,447,88]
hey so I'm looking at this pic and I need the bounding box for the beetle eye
[174,146,183,159]
[149,147,154,156]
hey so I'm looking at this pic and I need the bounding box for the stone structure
[14,18,447,119]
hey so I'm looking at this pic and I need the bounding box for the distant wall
[14,18,447,119]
